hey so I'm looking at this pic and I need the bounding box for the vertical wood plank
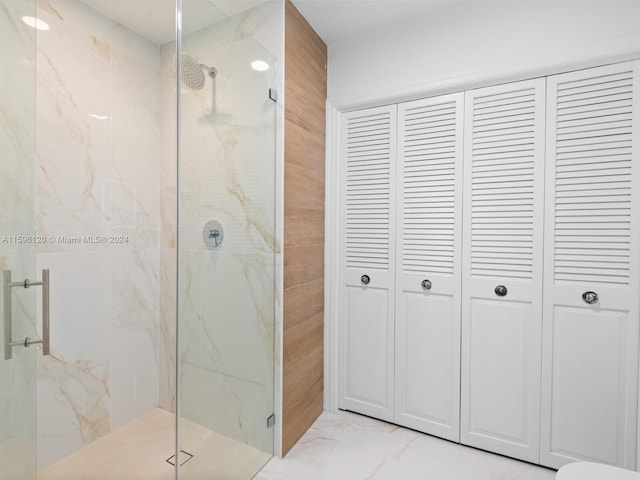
[282,0,327,456]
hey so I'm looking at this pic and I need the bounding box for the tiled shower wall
[4,0,283,471]
[34,0,162,468]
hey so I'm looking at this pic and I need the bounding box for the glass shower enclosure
[0,0,278,478]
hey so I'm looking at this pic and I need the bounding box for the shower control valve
[202,220,224,249]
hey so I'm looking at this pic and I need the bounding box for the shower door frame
[0,0,39,478]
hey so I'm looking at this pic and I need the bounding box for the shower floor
[37,408,271,480]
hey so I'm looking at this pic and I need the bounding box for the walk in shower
[0,0,280,478]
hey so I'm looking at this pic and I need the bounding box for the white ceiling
[290,0,467,46]
[80,0,464,47]
[82,0,264,45]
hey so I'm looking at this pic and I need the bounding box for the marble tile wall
[157,0,283,456]
[33,0,162,469]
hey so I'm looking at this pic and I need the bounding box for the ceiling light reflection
[251,60,270,72]
[22,16,50,31]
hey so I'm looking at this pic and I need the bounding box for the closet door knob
[494,285,507,297]
[421,279,432,290]
[582,291,598,304]
[361,275,370,285]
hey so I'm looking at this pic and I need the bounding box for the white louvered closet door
[540,61,640,470]
[394,94,463,441]
[460,79,546,463]
[339,105,397,421]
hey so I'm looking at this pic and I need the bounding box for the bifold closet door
[339,105,397,421]
[394,94,463,441]
[540,61,640,470]
[460,79,546,463]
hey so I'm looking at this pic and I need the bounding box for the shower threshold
[37,408,271,480]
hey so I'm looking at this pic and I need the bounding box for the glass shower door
[177,1,277,477]
[0,0,38,479]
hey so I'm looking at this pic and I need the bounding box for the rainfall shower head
[180,54,217,90]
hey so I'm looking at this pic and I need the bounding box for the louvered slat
[400,99,459,276]
[344,109,393,270]
[468,85,541,279]
[553,70,634,285]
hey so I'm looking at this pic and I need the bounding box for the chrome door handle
[421,279,432,290]
[3,269,50,360]
[582,291,598,304]
[42,269,50,355]
[360,274,370,285]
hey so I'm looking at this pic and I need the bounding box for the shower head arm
[200,64,217,78]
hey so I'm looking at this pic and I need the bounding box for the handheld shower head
[179,54,217,90]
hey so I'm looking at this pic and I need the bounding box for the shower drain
[166,450,194,466]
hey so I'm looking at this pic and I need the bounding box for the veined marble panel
[0,0,37,250]
[156,18,181,419]
[38,0,112,42]
[110,45,161,250]
[36,0,162,254]
[157,47,177,407]
[109,248,160,429]
[35,0,113,252]
[177,112,276,256]
[159,41,177,250]
[111,20,161,67]
[0,256,38,480]
[36,251,110,468]
[180,250,274,384]
[234,0,283,63]
[180,361,274,454]
[33,0,163,469]
[176,21,278,257]
[158,248,176,411]
[185,1,282,60]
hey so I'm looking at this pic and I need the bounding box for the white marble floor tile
[256,411,557,480]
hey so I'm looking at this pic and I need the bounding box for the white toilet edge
[556,462,640,480]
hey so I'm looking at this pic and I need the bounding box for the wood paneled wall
[282,0,327,456]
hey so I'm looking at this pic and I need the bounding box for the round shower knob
[361,275,370,285]
[421,279,432,290]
